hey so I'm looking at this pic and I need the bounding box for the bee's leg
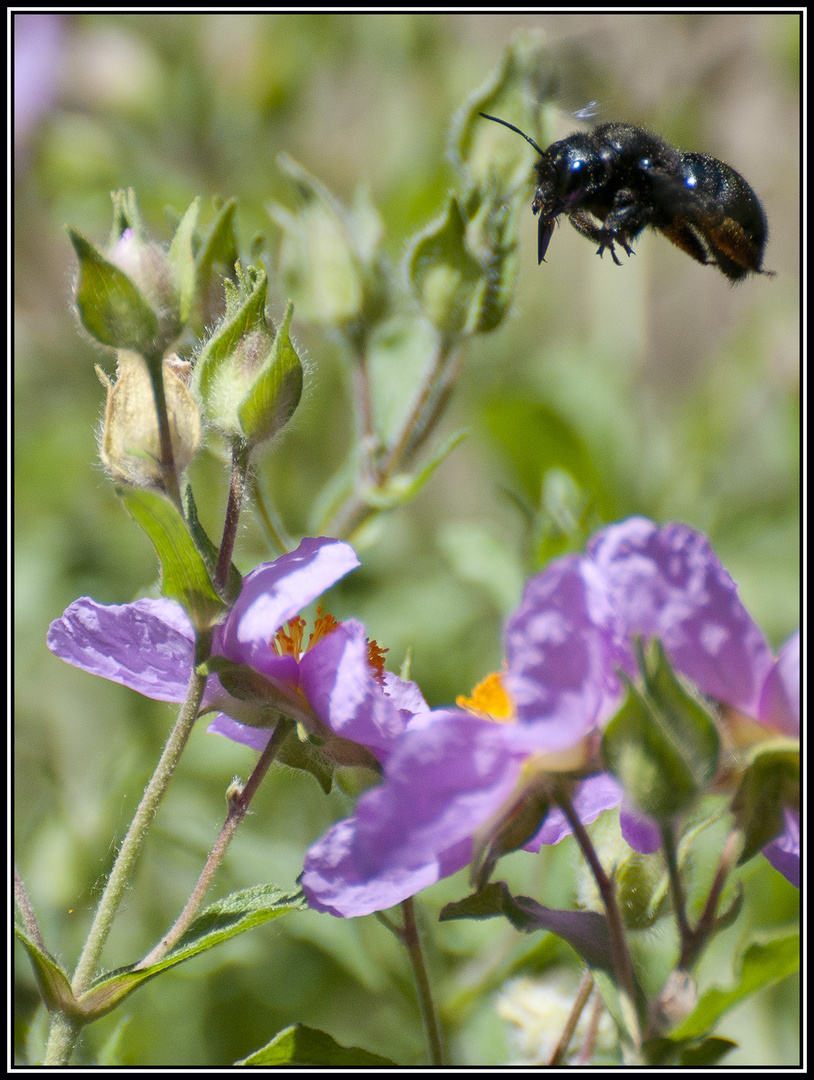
[567,211,628,265]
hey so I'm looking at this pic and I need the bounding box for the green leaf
[362,429,469,510]
[644,1034,737,1066]
[119,487,224,634]
[439,881,615,974]
[77,886,306,1021]
[677,1037,738,1066]
[669,930,800,1041]
[483,396,603,510]
[14,926,79,1018]
[437,520,524,613]
[109,187,146,246]
[196,198,239,281]
[236,1023,398,1067]
[191,197,239,328]
[167,197,200,326]
[68,228,159,353]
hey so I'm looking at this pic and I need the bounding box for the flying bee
[480,113,773,281]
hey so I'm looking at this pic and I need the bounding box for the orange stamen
[308,606,340,648]
[271,615,306,658]
[366,638,388,684]
[270,607,389,686]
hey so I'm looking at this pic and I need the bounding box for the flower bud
[269,155,366,327]
[97,350,201,487]
[193,267,303,447]
[107,228,182,348]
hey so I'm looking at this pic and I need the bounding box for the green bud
[203,656,286,715]
[731,740,800,867]
[69,228,160,355]
[193,268,303,446]
[575,810,669,930]
[106,224,181,349]
[269,155,366,326]
[451,30,553,196]
[464,191,520,332]
[471,779,551,890]
[409,195,485,335]
[70,190,213,357]
[601,639,720,822]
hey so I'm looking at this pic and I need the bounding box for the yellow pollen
[457,671,514,723]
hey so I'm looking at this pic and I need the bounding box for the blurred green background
[15,12,799,1066]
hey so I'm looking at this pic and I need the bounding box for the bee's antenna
[479,113,546,158]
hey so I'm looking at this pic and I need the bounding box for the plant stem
[660,821,692,946]
[378,901,445,1065]
[324,337,462,539]
[399,898,446,1067]
[554,786,641,1050]
[134,719,292,969]
[43,667,207,1065]
[216,439,251,591]
[549,968,594,1066]
[14,867,45,951]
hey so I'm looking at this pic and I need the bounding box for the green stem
[398,898,446,1067]
[554,786,641,1051]
[14,867,45,951]
[216,439,251,591]
[43,1013,82,1069]
[677,827,741,970]
[324,337,461,539]
[43,667,207,1065]
[660,822,692,947]
[249,474,293,556]
[378,901,445,1065]
[134,719,292,969]
[146,351,182,507]
[549,968,594,1066]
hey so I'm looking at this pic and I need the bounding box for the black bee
[480,113,773,282]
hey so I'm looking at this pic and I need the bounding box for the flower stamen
[457,671,515,723]
[271,615,307,658]
[308,606,340,648]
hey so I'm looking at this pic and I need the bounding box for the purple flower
[302,518,799,917]
[47,537,424,767]
[744,629,799,886]
[14,14,64,154]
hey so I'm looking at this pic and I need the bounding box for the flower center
[270,607,388,681]
[457,671,515,723]
[270,607,339,660]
